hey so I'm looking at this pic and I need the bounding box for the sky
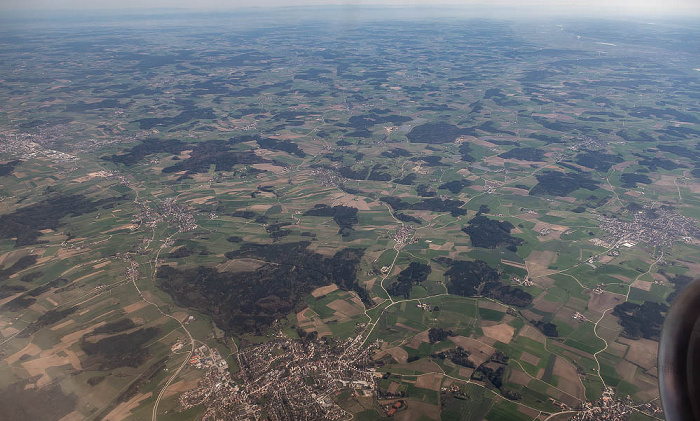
[1,0,698,13]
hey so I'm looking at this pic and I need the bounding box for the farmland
[0,6,698,420]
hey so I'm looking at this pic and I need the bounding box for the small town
[131,197,198,233]
[179,335,379,421]
[393,224,415,245]
[570,387,662,421]
[598,205,700,248]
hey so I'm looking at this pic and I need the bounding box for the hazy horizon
[1,0,699,15]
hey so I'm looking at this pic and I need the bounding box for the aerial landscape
[0,4,699,420]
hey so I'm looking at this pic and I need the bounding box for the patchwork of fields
[1,7,698,421]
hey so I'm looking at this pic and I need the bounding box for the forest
[381,196,466,216]
[0,159,21,176]
[387,262,431,298]
[406,122,475,144]
[303,204,359,236]
[612,301,667,340]
[431,346,474,368]
[442,259,500,297]
[438,179,472,194]
[498,147,546,161]
[533,321,559,337]
[462,215,524,250]
[440,258,533,307]
[428,327,454,344]
[0,255,38,281]
[620,173,652,188]
[162,140,268,173]
[0,194,127,246]
[575,150,623,171]
[80,327,161,370]
[19,306,78,337]
[158,242,364,334]
[529,170,599,197]
[257,137,306,158]
[102,138,187,166]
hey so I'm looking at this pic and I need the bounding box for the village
[598,205,700,248]
[570,387,662,421]
[178,335,379,421]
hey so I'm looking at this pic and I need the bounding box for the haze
[2,0,699,14]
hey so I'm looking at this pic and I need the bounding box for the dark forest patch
[0,255,38,281]
[478,121,515,136]
[416,184,437,197]
[440,259,499,297]
[498,147,546,162]
[462,216,524,250]
[387,262,431,299]
[439,179,473,194]
[1,295,36,312]
[529,171,599,197]
[20,272,43,283]
[338,166,369,180]
[612,301,667,341]
[406,122,474,144]
[19,306,78,337]
[169,246,195,258]
[428,327,454,344]
[0,160,22,177]
[617,130,656,142]
[231,210,258,220]
[438,258,532,307]
[628,106,698,124]
[662,271,693,304]
[382,148,412,159]
[532,116,580,132]
[529,133,564,144]
[489,285,533,307]
[393,173,417,185]
[0,378,77,421]
[656,144,700,160]
[0,285,27,299]
[620,173,652,188]
[533,321,559,337]
[368,165,392,181]
[459,142,475,162]
[80,327,160,370]
[638,157,686,172]
[489,139,520,146]
[304,204,358,236]
[0,194,123,246]
[575,150,623,172]
[658,125,700,140]
[414,155,445,167]
[158,242,364,334]
[393,212,421,224]
[431,346,474,368]
[381,196,466,217]
[1,278,68,311]
[257,137,306,158]
[65,99,125,112]
[265,222,292,241]
[162,140,267,173]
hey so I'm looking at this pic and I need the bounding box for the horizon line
[2,3,699,18]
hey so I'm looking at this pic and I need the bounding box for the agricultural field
[0,6,698,421]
